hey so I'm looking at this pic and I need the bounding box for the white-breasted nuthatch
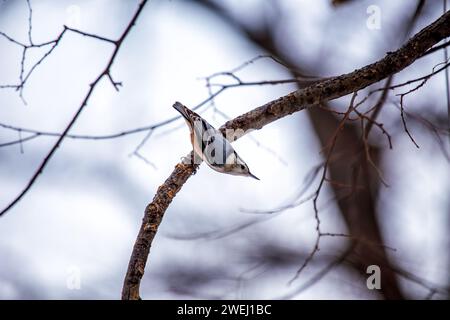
[173,102,259,180]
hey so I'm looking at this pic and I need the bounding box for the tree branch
[0,0,149,217]
[121,10,450,299]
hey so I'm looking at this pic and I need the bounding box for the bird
[173,101,259,180]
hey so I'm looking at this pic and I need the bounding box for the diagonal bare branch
[121,10,450,300]
[0,0,149,217]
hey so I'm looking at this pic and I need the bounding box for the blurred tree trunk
[307,107,403,299]
[196,0,406,299]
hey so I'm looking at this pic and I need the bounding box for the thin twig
[122,10,450,298]
[0,0,149,216]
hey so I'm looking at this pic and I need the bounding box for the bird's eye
[240,164,246,170]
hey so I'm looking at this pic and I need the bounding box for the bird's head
[231,159,260,180]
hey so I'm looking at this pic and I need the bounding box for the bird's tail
[173,102,195,121]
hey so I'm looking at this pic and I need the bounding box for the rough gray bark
[122,11,450,300]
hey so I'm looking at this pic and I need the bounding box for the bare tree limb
[0,0,149,217]
[121,10,450,300]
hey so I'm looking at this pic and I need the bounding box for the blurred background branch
[0,0,449,300]
[122,7,450,299]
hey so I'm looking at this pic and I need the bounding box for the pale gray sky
[0,0,448,299]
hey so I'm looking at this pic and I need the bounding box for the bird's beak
[248,172,260,180]
[173,102,190,121]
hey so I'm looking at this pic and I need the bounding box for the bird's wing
[203,133,239,169]
[191,116,219,159]
[190,115,241,171]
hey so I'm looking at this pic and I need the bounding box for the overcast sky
[0,0,448,299]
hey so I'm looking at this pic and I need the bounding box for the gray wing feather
[191,118,236,167]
